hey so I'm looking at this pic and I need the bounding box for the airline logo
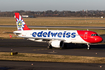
[32,31,76,38]
[16,15,25,31]
[18,21,22,28]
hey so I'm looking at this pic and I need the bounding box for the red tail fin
[15,13,30,31]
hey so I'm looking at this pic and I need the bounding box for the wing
[26,37,66,42]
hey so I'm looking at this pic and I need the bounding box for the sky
[0,0,105,11]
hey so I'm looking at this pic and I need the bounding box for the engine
[50,40,64,48]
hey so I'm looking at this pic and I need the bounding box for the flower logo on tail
[16,15,25,31]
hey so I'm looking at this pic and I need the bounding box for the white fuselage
[13,30,87,44]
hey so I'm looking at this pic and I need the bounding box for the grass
[0,17,105,26]
[0,52,105,63]
[0,27,16,38]
[0,17,105,38]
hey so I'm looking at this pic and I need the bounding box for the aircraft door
[84,32,88,40]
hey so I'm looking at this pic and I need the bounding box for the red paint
[23,24,30,30]
[77,30,103,43]
[15,13,19,20]
[9,35,12,38]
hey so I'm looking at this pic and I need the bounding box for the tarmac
[0,39,105,57]
[0,39,105,70]
[0,60,105,70]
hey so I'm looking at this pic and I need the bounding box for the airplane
[13,13,103,50]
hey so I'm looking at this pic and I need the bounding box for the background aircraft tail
[15,13,30,31]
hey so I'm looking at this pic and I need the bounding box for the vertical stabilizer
[15,13,30,31]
